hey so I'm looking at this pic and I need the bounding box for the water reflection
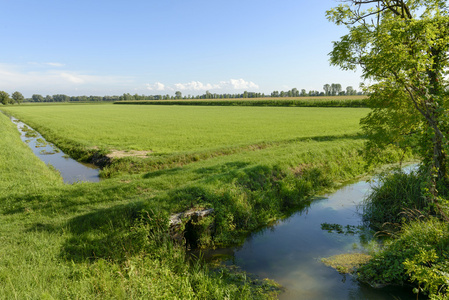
[10,116,100,184]
[210,179,416,299]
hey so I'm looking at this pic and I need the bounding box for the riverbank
[0,111,281,298]
[0,105,409,298]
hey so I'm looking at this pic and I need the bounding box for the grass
[0,112,285,299]
[321,253,372,274]
[0,103,407,298]
[1,104,368,153]
[362,169,430,231]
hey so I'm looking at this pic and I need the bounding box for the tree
[291,88,299,97]
[346,86,355,96]
[327,0,449,199]
[323,84,330,96]
[11,91,24,104]
[0,91,12,105]
[175,91,182,99]
[32,94,44,102]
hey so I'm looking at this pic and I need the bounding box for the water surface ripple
[219,170,417,299]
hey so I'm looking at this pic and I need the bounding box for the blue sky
[0,0,364,97]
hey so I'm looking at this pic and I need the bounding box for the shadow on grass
[194,161,250,175]
[25,222,59,233]
[0,180,163,217]
[103,133,365,178]
[143,167,183,179]
[60,201,167,262]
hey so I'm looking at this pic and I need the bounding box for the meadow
[0,103,404,298]
[2,104,368,153]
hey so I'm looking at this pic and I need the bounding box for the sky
[0,0,365,98]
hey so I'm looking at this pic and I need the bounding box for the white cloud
[174,81,220,91]
[28,62,65,67]
[146,82,167,91]
[0,62,260,97]
[170,78,259,91]
[45,62,65,67]
[0,63,132,96]
[229,78,259,89]
[60,72,85,84]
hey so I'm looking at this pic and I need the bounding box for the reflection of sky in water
[223,174,416,300]
[11,117,100,184]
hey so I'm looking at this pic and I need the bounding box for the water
[10,116,100,184]
[216,175,417,299]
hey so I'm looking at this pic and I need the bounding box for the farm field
[1,104,368,153]
[115,95,368,108]
[0,103,403,298]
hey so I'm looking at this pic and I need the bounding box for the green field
[2,104,367,153]
[0,103,403,298]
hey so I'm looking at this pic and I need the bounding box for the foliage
[0,91,13,105]
[358,218,449,298]
[404,249,449,298]
[327,0,449,200]
[11,91,24,104]
[362,169,432,231]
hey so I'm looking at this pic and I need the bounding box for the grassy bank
[0,104,404,298]
[1,112,286,299]
[357,169,449,299]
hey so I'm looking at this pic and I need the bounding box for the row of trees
[0,91,25,105]
[323,84,358,96]
[30,94,119,102]
[1,83,363,105]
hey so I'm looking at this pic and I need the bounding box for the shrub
[362,170,430,230]
[358,218,449,298]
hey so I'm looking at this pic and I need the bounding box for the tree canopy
[12,91,24,105]
[0,91,12,105]
[327,0,449,198]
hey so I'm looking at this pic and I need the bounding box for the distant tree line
[0,83,364,105]
[0,91,25,105]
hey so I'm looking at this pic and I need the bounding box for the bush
[358,218,449,298]
[362,170,431,230]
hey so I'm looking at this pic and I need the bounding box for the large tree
[327,1,449,199]
[12,91,24,104]
[0,91,12,105]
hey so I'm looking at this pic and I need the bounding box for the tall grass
[362,169,430,231]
